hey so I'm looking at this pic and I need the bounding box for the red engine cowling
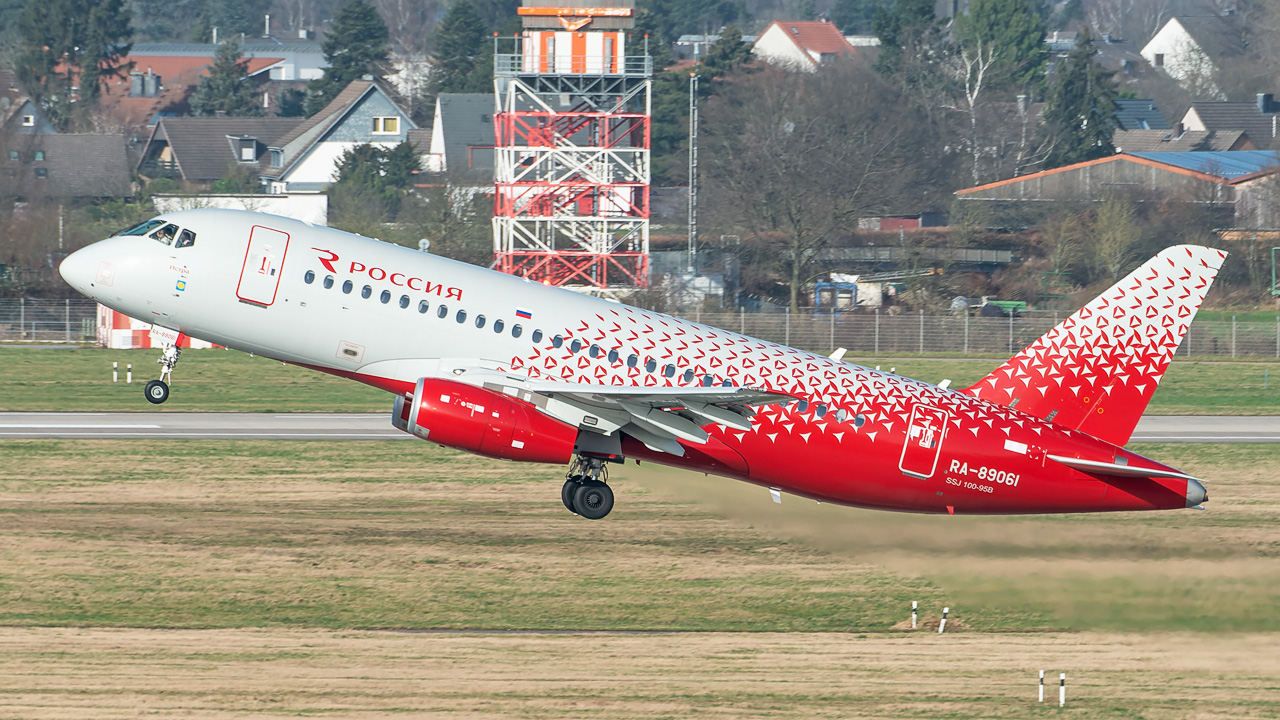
[392,377,578,464]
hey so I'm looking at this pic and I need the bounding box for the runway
[1,412,1278,442]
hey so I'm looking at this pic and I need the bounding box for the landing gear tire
[144,379,170,404]
[573,481,614,520]
[561,476,583,513]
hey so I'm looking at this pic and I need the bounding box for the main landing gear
[144,344,181,405]
[562,456,614,520]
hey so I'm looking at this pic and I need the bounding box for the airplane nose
[59,246,99,294]
[1186,478,1208,508]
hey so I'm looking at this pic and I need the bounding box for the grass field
[1,439,1278,717]
[3,346,1280,415]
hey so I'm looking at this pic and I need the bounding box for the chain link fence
[0,299,99,343]
[2,298,1279,358]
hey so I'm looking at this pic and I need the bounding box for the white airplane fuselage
[59,209,1215,516]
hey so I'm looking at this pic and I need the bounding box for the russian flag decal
[516,307,533,319]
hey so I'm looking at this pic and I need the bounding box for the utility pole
[687,71,699,274]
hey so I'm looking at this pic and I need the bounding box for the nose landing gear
[144,344,181,405]
[562,456,615,520]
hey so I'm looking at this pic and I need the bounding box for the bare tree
[947,37,999,185]
[1089,192,1142,281]
[702,63,950,312]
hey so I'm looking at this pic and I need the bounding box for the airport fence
[0,299,98,343]
[2,298,1279,359]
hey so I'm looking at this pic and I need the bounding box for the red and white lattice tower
[492,0,651,289]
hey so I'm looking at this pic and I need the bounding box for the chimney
[212,26,218,44]
[264,14,271,37]
[1175,122,1184,136]
[1258,93,1275,114]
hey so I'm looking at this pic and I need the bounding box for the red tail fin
[964,245,1227,446]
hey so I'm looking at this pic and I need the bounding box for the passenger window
[551,334,562,348]
[645,358,656,373]
[682,369,694,383]
[176,229,196,248]
[418,300,429,314]
[815,404,828,418]
[304,270,315,284]
[702,375,713,386]
[608,348,619,363]
[342,280,353,294]
[456,309,466,323]
[493,319,505,333]
[361,285,372,299]
[399,295,410,309]
[512,324,522,338]
[475,315,486,329]
[836,408,848,422]
[589,344,601,358]
[796,400,809,412]
[532,329,542,342]
[437,305,448,319]
[570,339,582,353]
[324,275,335,289]
[380,290,391,304]
[149,223,178,245]
[118,219,165,236]
[853,413,866,428]
[663,364,675,377]
[627,354,638,368]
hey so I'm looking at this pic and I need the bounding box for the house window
[270,149,283,168]
[1154,53,1164,67]
[372,116,399,134]
[21,115,35,127]
[34,167,47,178]
[34,150,44,161]
[7,150,17,160]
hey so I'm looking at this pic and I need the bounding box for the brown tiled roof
[1113,129,1251,152]
[148,117,298,181]
[1185,102,1280,148]
[272,80,374,151]
[2,134,132,197]
[768,20,858,61]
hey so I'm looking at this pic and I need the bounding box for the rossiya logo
[311,247,462,300]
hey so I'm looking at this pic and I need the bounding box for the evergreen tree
[16,0,132,130]
[1043,28,1119,168]
[331,141,421,217]
[190,40,265,117]
[304,0,390,115]
[430,0,489,94]
[872,0,936,75]
[954,0,1047,92]
[832,0,886,34]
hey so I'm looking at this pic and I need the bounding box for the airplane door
[236,225,290,307]
[899,404,949,479]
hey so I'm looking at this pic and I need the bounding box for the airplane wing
[431,366,794,456]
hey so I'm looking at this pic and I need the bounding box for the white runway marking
[0,424,162,429]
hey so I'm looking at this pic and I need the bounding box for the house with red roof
[94,54,285,132]
[752,20,859,72]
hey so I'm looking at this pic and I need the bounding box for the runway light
[938,606,949,633]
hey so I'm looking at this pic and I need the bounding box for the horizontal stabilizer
[1047,454,1201,482]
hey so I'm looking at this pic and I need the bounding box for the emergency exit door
[899,404,949,479]
[236,225,290,306]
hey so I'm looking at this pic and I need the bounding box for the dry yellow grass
[0,627,1277,719]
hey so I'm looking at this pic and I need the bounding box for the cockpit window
[118,219,165,236]
[149,224,178,246]
[176,229,196,248]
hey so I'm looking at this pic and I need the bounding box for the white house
[262,80,417,193]
[1140,16,1244,97]
[752,20,859,72]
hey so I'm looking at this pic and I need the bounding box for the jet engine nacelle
[392,377,578,464]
